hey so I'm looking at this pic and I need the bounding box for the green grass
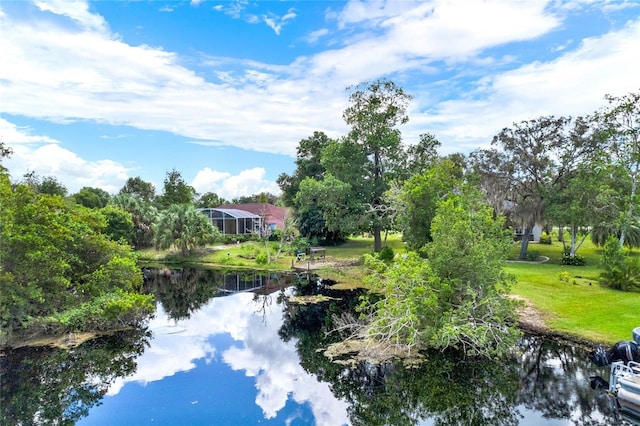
[507,240,640,344]
[325,233,406,260]
[138,241,295,270]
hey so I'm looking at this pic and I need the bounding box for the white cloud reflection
[106,290,349,426]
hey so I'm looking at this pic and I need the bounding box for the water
[0,267,628,425]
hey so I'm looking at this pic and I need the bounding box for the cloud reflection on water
[106,289,349,425]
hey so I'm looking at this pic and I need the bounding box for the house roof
[216,203,288,220]
[199,208,261,219]
[214,203,289,229]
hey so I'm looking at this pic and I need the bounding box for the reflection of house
[216,203,288,232]
[218,271,298,296]
[199,208,263,235]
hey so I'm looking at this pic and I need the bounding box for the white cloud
[191,167,280,200]
[34,0,107,32]
[263,9,297,35]
[1,0,639,189]
[5,142,130,194]
[0,117,59,144]
[306,28,329,44]
[409,18,640,153]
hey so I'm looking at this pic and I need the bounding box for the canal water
[0,267,628,425]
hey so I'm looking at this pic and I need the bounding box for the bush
[600,236,640,291]
[562,250,586,266]
[268,229,282,241]
[32,291,155,333]
[557,271,571,282]
[539,232,552,244]
[255,252,268,265]
[238,242,261,259]
[220,234,252,245]
[289,236,310,256]
[526,250,540,262]
[377,246,395,262]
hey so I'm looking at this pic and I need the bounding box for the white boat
[607,327,640,424]
[609,360,640,423]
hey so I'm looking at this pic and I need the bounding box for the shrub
[377,246,395,262]
[539,232,552,244]
[238,242,260,259]
[562,250,586,266]
[32,291,155,333]
[600,236,640,291]
[289,236,310,256]
[557,271,571,282]
[255,252,268,265]
[526,250,540,262]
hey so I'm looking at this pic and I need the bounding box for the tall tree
[110,193,158,248]
[73,186,110,209]
[546,162,621,257]
[277,131,341,243]
[470,116,599,260]
[596,90,640,247]
[0,142,12,172]
[21,172,68,197]
[396,158,464,251]
[119,176,156,202]
[403,132,442,178]
[277,131,332,206]
[326,78,412,251]
[155,169,196,209]
[196,192,227,208]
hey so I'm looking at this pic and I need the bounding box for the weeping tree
[470,116,600,260]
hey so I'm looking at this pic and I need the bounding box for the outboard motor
[590,340,640,367]
[633,326,640,345]
[590,345,610,367]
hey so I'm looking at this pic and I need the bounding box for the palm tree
[154,204,219,255]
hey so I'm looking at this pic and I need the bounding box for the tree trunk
[518,224,534,260]
[373,225,382,252]
[620,159,639,248]
[570,225,577,257]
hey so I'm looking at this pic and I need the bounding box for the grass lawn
[507,239,640,344]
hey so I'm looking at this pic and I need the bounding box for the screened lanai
[199,208,263,235]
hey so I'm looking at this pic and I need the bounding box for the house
[502,200,543,242]
[216,203,289,232]
[199,208,263,235]
[200,203,289,235]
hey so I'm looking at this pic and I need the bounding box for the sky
[1,0,639,200]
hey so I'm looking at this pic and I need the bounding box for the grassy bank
[506,239,640,344]
[139,234,639,345]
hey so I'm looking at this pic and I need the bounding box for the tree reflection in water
[280,277,619,426]
[0,329,150,426]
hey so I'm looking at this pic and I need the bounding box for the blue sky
[1,1,639,200]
